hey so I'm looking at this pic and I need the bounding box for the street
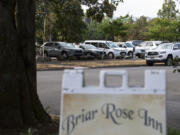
[37,66,180,129]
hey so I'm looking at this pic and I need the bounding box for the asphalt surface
[37,66,180,129]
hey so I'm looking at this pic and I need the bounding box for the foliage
[147,18,180,41]
[85,16,128,41]
[168,128,180,135]
[158,0,179,19]
[124,16,149,41]
[85,20,105,40]
[83,0,123,22]
[35,0,57,42]
[35,0,122,43]
[51,0,87,43]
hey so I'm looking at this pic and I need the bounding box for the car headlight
[160,51,166,54]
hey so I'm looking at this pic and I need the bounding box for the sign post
[60,70,166,135]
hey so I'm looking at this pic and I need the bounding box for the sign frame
[60,70,166,135]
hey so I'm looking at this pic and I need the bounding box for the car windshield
[60,42,75,49]
[154,41,162,46]
[139,42,147,47]
[107,42,119,48]
[84,45,96,49]
[156,43,173,50]
[125,43,134,48]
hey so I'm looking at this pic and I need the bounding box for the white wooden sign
[60,70,166,135]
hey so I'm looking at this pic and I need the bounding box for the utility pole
[42,0,47,58]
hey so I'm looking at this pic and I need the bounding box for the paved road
[37,66,180,129]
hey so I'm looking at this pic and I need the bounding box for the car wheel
[128,52,133,57]
[146,61,154,66]
[87,52,92,57]
[62,52,68,59]
[108,53,114,59]
[165,56,173,66]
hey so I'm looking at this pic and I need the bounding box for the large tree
[0,0,51,128]
[0,0,122,129]
[158,0,179,19]
[126,16,149,40]
[51,0,87,43]
[147,18,180,41]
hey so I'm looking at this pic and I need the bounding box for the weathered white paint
[60,70,166,135]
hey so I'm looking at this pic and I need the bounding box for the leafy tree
[35,0,57,42]
[147,18,180,41]
[125,16,149,41]
[85,20,105,40]
[85,17,128,41]
[84,0,123,22]
[51,0,87,43]
[158,0,179,19]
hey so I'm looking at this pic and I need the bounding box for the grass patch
[168,128,180,135]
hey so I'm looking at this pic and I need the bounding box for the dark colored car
[79,44,105,58]
[41,42,83,59]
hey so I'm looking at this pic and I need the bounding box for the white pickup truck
[146,43,180,66]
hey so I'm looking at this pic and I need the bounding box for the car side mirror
[124,46,127,48]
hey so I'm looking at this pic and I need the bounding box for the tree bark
[0,0,51,128]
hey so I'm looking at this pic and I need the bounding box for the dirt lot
[37,59,146,70]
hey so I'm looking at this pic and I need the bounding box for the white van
[84,40,126,59]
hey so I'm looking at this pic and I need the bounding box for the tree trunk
[0,0,51,128]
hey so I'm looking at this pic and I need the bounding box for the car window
[125,43,134,48]
[140,42,147,47]
[54,43,59,46]
[133,40,142,45]
[158,43,173,50]
[90,43,98,47]
[85,45,96,49]
[147,42,153,47]
[53,43,60,48]
[99,43,107,48]
[45,43,53,47]
[107,42,119,48]
[177,44,180,49]
[174,44,180,50]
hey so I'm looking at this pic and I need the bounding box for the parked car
[116,42,134,57]
[138,41,163,51]
[84,40,126,59]
[146,43,180,66]
[79,44,105,58]
[117,42,145,58]
[41,42,83,59]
